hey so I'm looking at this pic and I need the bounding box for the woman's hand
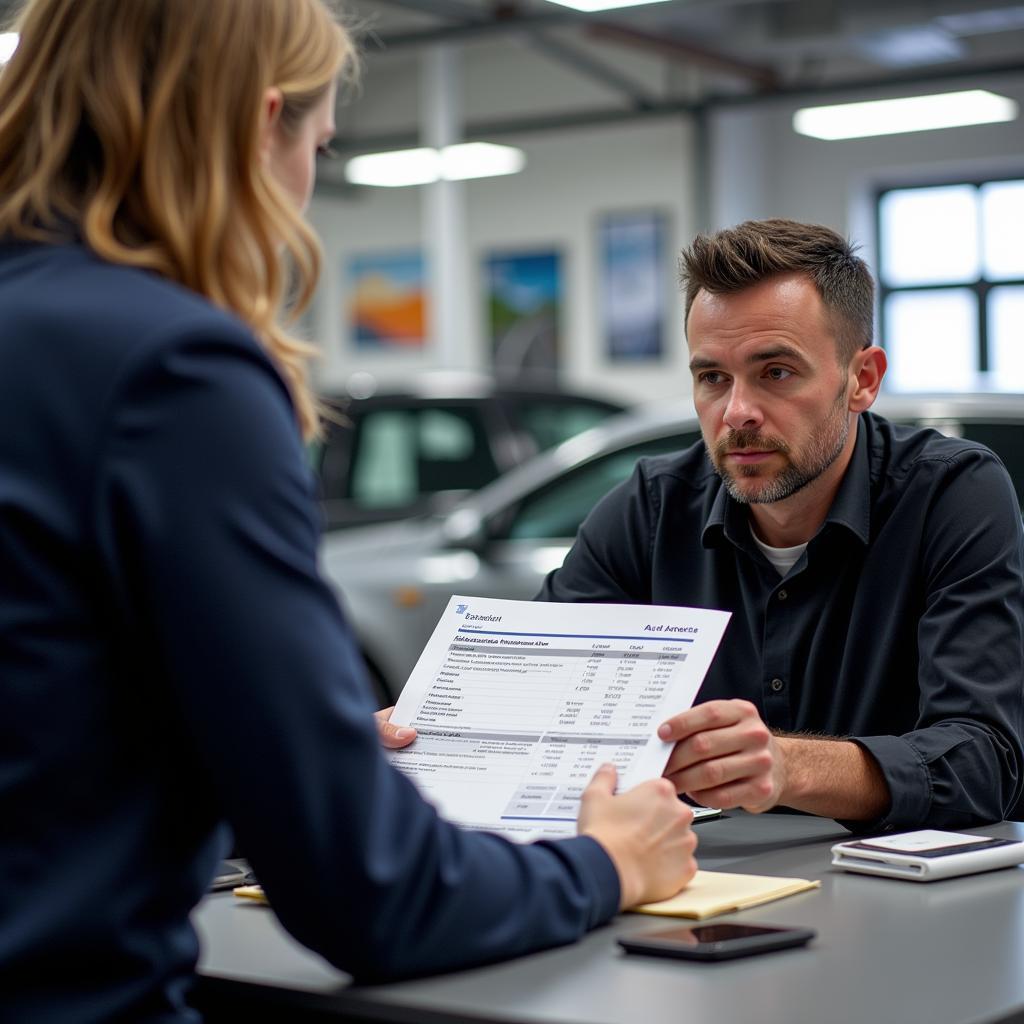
[577,763,698,909]
[374,706,416,749]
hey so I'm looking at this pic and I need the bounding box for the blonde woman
[0,1,696,1018]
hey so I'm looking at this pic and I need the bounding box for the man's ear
[257,86,284,162]
[848,346,887,413]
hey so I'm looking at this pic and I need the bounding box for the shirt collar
[701,416,872,550]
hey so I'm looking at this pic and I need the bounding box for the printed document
[387,596,730,842]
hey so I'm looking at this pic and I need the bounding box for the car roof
[447,391,1024,528]
[320,370,625,406]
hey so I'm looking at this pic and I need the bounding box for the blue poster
[601,211,666,361]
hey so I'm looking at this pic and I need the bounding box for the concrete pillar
[421,44,472,368]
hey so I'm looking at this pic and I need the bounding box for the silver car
[320,394,1024,704]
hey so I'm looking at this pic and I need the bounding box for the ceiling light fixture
[345,142,525,188]
[0,32,19,64]
[345,147,441,188]
[439,142,525,181]
[543,0,673,10]
[793,90,1018,140]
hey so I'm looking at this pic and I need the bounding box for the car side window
[349,407,499,509]
[500,432,702,540]
[956,422,1024,511]
[515,400,621,451]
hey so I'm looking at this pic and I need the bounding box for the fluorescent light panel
[345,142,525,188]
[345,148,440,188]
[440,142,525,181]
[543,0,673,9]
[794,90,1018,140]
[0,32,19,64]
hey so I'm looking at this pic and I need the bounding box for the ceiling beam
[329,57,1024,154]
[527,31,661,109]
[375,0,487,22]
[586,21,780,90]
[373,10,589,50]
[372,2,662,109]
[371,6,781,92]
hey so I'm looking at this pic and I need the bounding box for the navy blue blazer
[0,241,618,1023]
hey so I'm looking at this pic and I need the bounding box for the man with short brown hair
[540,218,1024,829]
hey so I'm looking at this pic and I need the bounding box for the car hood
[320,516,447,560]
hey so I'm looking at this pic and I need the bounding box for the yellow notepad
[632,870,820,919]
[233,884,269,904]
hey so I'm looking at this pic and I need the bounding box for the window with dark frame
[876,176,1024,393]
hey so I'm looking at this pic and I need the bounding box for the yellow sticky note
[233,884,268,905]
[633,870,820,919]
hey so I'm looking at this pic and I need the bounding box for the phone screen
[618,923,815,961]
[645,924,789,944]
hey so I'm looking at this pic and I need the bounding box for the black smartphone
[618,922,816,961]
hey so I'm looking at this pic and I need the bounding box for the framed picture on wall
[485,249,562,376]
[599,210,667,361]
[348,250,427,350]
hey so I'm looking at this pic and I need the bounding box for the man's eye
[765,367,793,381]
[698,371,724,385]
[317,144,338,159]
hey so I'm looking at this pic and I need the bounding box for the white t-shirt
[750,524,807,578]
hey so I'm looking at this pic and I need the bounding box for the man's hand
[658,700,892,821]
[659,699,785,813]
[374,706,416,750]
[577,763,698,909]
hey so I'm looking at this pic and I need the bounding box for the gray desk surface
[195,814,1024,1024]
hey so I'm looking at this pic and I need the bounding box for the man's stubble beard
[709,387,851,506]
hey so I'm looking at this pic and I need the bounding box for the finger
[662,722,762,777]
[377,720,417,749]
[685,769,777,813]
[657,699,747,743]
[686,784,762,812]
[374,706,395,724]
[668,748,771,796]
[582,762,618,798]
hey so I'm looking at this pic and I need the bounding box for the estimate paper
[387,595,730,842]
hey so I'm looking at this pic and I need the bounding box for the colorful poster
[486,250,561,374]
[600,210,666,361]
[349,250,426,349]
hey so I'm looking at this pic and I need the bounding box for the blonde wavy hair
[0,0,352,439]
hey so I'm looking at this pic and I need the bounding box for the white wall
[309,116,696,406]
[710,70,1024,283]
[308,57,1024,401]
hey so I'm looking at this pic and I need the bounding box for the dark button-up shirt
[539,413,1024,829]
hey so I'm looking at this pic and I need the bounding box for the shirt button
[777,589,788,601]
[769,678,785,693]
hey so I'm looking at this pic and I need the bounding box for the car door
[468,429,704,600]
[356,427,702,696]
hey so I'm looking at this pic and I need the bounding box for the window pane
[416,408,498,493]
[981,181,1024,280]
[419,409,475,460]
[516,400,616,451]
[879,185,980,286]
[883,289,977,391]
[350,411,417,508]
[988,285,1024,390]
[956,422,1024,511]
